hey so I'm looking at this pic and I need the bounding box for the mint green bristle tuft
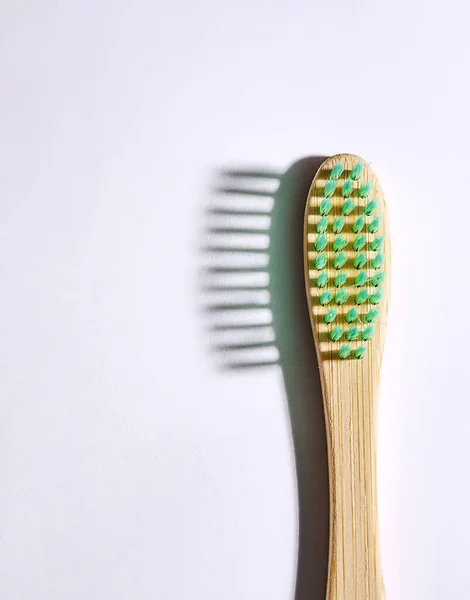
[333,252,347,270]
[316,216,329,233]
[341,179,353,198]
[338,345,351,359]
[345,307,358,323]
[315,234,327,252]
[319,291,333,305]
[316,272,329,288]
[371,252,384,270]
[324,308,337,324]
[354,271,368,286]
[324,180,337,198]
[355,289,368,305]
[335,290,349,305]
[314,254,327,270]
[359,182,372,198]
[332,216,345,233]
[334,273,347,287]
[370,272,384,287]
[342,198,356,215]
[362,325,374,341]
[364,199,378,216]
[320,198,332,216]
[368,216,381,233]
[370,235,384,251]
[369,289,383,305]
[352,235,366,252]
[346,326,360,341]
[354,346,366,359]
[330,327,343,342]
[330,162,344,180]
[353,253,367,269]
[365,309,379,323]
[350,161,364,181]
[333,236,347,252]
[352,215,365,233]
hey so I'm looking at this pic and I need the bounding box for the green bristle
[354,271,368,286]
[316,272,329,288]
[333,252,347,270]
[370,272,384,287]
[330,326,343,342]
[316,216,329,233]
[330,162,344,180]
[342,198,356,215]
[320,198,332,215]
[354,346,366,359]
[324,179,337,198]
[352,215,365,233]
[345,307,358,323]
[369,289,383,305]
[368,217,381,234]
[350,160,364,181]
[370,235,384,251]
[365,309,379,323]
[319,291,333,305]
[355,289,368,305]
[364,199,378,216]
[341,179,354,198]
[334,273,347,287]
[353,253,367,269]
[346,326,360,341]
[315,234,328,252]
[324,308,337,324]
[361,325,374,341]
[352,235,366,251]
[338,345,351,359]
[371,252,384,270]
[335,290,349,305]
[332,216,345,233]
[314,254,327,270]
[359,182,372,198]
[333,236,347,252]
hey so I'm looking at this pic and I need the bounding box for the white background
[1,1,469,599]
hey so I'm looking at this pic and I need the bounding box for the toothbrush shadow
[201,157,329,600]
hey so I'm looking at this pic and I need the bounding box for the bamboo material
[303,154,390,600]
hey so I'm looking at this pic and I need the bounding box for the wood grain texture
[303,154,390,600]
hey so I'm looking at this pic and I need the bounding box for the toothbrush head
[305,154,390,361]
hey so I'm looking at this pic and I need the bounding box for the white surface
[0,1,469,599]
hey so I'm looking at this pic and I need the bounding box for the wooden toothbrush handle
[323,374,385,600]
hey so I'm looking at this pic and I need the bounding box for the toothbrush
[303,154,390,599]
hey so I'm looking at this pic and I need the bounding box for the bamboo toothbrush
[304,154,390,599]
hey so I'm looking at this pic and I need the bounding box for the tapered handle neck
[322,364,385,600]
